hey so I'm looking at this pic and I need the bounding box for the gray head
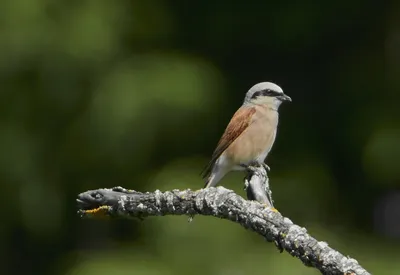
[244,82,291,109]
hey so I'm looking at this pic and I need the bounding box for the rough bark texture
[244,164,274,207]
[76,167,370,275]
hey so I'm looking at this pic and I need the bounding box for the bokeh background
[1,1,399,274]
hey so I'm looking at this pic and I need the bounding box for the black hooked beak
[278,94,292,102]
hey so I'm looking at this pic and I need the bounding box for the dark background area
[1,1,399,274]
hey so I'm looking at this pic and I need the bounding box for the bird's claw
[244,164,257,173]
[262,163,270,172]
[244,162,270,173]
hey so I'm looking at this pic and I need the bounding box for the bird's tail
[203,174,214,188]
[203,168,228,188]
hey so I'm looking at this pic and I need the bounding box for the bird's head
[244,82,291,109]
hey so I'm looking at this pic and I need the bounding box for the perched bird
[201,82,291,190]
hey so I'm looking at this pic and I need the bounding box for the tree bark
[77,167,370,275]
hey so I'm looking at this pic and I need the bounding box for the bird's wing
[201,106,256,180]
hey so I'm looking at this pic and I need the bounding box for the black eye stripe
[263,89,281,96]
[251,89,281,99]
[251,91,264,99]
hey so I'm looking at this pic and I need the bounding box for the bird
[201,82,291,192]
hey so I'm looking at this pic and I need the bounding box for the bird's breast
[224,104,278,165]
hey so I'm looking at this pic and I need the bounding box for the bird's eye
[263,89,280,97]
[251,89,281,99]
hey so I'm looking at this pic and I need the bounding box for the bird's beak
[279,94,292,102]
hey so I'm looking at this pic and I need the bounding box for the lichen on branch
[77,178,370,275]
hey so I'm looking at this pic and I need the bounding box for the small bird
[201,82,291,189]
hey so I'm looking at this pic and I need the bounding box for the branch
[76,185,370,275]
[244,164,275,208]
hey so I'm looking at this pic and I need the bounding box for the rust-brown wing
[201,106,256,180]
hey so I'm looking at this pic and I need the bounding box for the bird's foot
[243,162,270,173]
[247,166,258,174]
[262,163,270,172]
[241,164,261,180]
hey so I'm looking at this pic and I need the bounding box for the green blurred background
[1,0,399,274]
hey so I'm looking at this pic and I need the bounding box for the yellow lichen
[84,205,111,218]
[270,207,279,213]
